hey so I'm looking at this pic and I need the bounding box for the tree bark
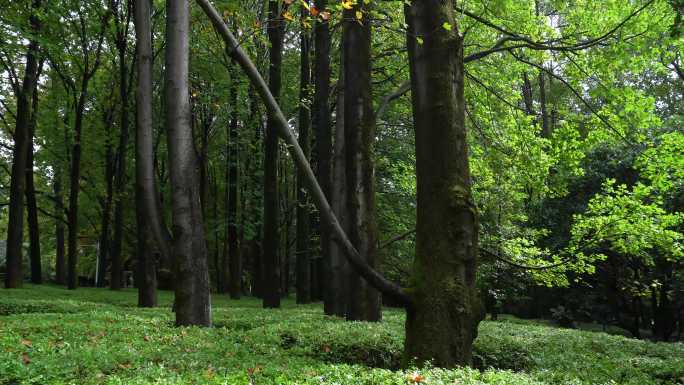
[313,0,334,311]
[262,0,286,309]
[111,0,133,290]
[226,67,241,299]
[328,77,350,317]
[4,0,41,289]
[296,8,312,304]
[403,0,482,367]
[97,112,115,287]
[134,0,159,308]
[343,1,381,322]
[54,168,66,284]
[165,0,212,326]
[67,89,87,290]
[26,81,42,284]
[134,0,172,263]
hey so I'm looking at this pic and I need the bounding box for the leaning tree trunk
[134,0,159,308]
[295,8,312,304]
[342,1,381,322]
[4,3,41,288]
[262,0,286,309]
[165,0,212,326]
[26,83,42,284]
[403,0,482,367]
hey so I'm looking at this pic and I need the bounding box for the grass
[0,285,682,385]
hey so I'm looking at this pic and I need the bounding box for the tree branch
[196,0,413,308]
[375,80,411,123]
[461,0,656,63]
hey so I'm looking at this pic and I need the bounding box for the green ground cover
[1,285,682,385]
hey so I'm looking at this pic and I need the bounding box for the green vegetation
[1,285,682,385]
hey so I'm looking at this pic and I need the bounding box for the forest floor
[0,285,682,385]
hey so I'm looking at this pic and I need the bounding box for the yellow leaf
[341,0,354,10]
[356,10,363,21]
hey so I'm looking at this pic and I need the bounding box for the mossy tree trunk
[403,0,482,367]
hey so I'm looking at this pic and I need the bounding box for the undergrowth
[0,285,682,385]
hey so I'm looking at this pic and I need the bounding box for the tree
[26,68,42,284]
[133,0,158,308]
[262,0,287,309]
[46,2,109,290]
[342,0,381,322]
[226,67,241,299]
[164,0,212,325]
[402,0,482,366]
[109,0,134,291]
[295,4,312,305]
[3,0,41,289]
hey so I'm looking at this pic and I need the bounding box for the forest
[0,0,683,384]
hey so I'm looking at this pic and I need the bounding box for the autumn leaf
[319,11,331,20]
[341,0,354,10]
[408,372,425,383]
[20,339,32,347]
[22,353,31,365]
[283,11,295,21]
[310,6,319,16]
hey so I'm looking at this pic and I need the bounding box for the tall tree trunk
[403,0,482,367]
[227,67,241,299]
[296,9,312,304]
[134,0,158,308]
[111,25,132,291]
[313,0,333,311]
[97,112,115,287]
[66,11,108,289]
[26,82,42,284]
[328,76,350,317]
[165,0,211,326]
[135,201,157,307]
[343,1,381,322]
[134,0,172,264]
[4,0,41,289]
[54,168,66,284]
[67,88,88,290]
[262,0,286,309]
